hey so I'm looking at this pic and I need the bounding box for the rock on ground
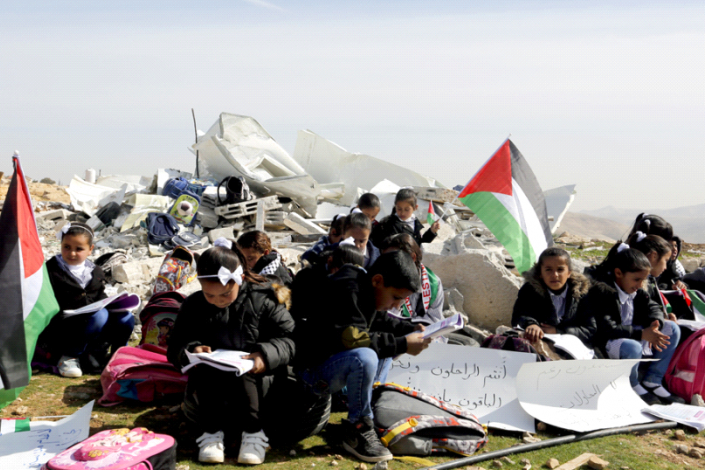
[423,233,521,330]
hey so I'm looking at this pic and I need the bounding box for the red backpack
[98,344,188,407]
[139,291,186,351]
[665,328,705,402]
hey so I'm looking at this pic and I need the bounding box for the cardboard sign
[387,343,537,432]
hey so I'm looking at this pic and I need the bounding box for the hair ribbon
[351,208,363,215]
[616,242,630,253]
[635,231,647,243]
[198,265,243,286]
[56,222,72,241]
[339,237,356,247]
[213,237,233,250]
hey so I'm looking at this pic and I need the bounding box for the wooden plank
[554,453,597,470]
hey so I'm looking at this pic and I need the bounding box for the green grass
[3,372,703,469]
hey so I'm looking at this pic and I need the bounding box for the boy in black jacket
[294,250,431,463]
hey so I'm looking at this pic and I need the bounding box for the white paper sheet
[543,334,595,360]
[643,403,705,432]
[387,343,537,432]
[0,401,93,467]
[516,360,656,432]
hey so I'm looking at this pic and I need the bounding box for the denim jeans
[299,348,378,422]
[619,320,681,386]
[60,308,135,357]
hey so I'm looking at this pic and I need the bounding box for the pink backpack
[41,427,176,470]
[665,328,705,402]
[98,344,188,407]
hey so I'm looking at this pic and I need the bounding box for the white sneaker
[58,356,82,378]
[196,431,225,463]
[238,430,269,465]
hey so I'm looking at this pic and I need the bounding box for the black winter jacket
[511,266,595,346]
[46,256,107,320]
[582,280,665,353]
[293,264,416,369]
[167,282,295,373]
[371,215,436,248]
[658,236,685,290]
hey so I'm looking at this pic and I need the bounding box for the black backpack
[217,176,253,206]
[145,212,180,245]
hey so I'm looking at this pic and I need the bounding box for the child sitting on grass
[582,243,684,405]
[168,238,295,464]
[512,247,594,347]
[44,222,134,378]
[293,251,431,463]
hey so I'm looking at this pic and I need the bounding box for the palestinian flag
[0,153,59,408]
[458,139,552,274]
[427,200,437,225]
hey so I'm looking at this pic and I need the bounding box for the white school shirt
[606,283,651,359]
[549,287,568,322]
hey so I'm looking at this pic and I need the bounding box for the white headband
[333,213,348,222]
[56,222,93,242]
[351,207,363,214]
[339,237,356,247]
[617,242,630,253]
[635,231,647,243]
[198,265,243,286]
[213,237,233,250]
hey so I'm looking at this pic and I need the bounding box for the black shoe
[342,417,392,463]
[642,383,686,404]
[637,390,663,406]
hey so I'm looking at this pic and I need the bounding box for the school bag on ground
[144,213,180,245]
[371,383,487,456]
[168,192,201,226]
[152,247,197,296]
[99,344,188,406]
[665,327,705,403]
[481,331,549,361]
[162,176,190,199]
[140,291,186,350]
[41,427,176,470]
[217,175,253,205]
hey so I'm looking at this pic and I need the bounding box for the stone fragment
[86,215,105,231]
[536,422,547,431]
[36,209,71,222]
[500,456,514,464]
[692,394,705,407]
[443,288,465,313]
[491,460,502,468]
[674,429,687,441]
[520,459,530,465]
[112,257,163,284]
[357,464,367,470]
[423,234,522,329]
[208,226,235,242]
[330,461,338,466]
[689,448,703,458]
[284,213,327,235]
[12,406,29,415]
[545,458,560,469]
[674,444,689,454]
[372,461,387,470]
[587,456,609,470]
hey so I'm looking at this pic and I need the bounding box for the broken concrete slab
[293,130,443,206]
[544,184,577,234]
[284,213,327,235]
[413,186,459,204]
[36,209,72,222]
[112,257,164,284]
[66,175,128,216]
[208,226,235,242]
[191,113,320,216]
[423,233,522,330]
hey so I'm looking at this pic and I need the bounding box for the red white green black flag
[458,139,552,274]
[0,154,59,408]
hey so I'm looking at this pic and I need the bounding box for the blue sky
[1,1,703,211]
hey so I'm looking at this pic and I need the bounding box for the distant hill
[556,212,631,242]
[580,204,705,243]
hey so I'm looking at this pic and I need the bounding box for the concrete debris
[284,212,327,235]
[553,453,596,470]
[692,394,705,407]
[191,113,320,216]
[293,129,442,206]
[424,233,522,329]
[674,429,687,441]
[689,448,703,458]
[208,226,236,242]
[499,456,514,465]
